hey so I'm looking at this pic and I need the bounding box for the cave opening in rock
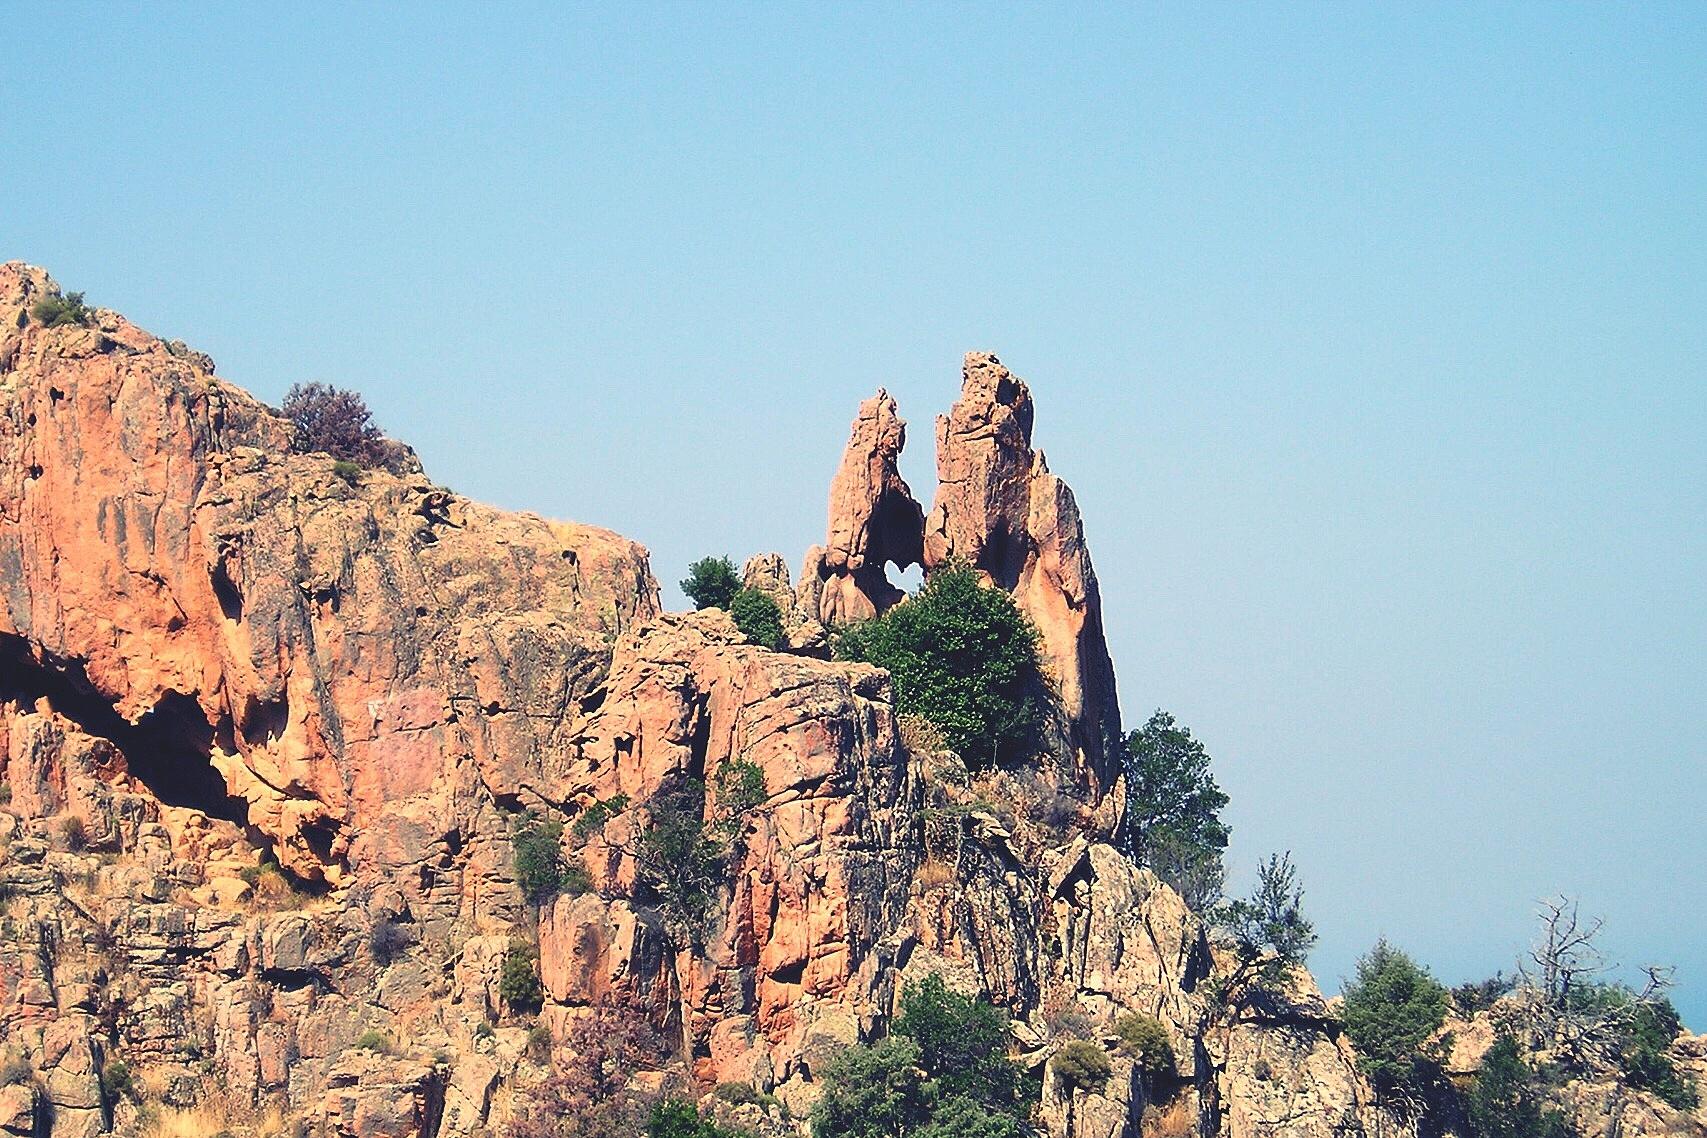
[0,634,251,826]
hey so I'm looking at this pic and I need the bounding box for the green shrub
[833,564,1044,769]
[712,759,767,841]
[894,973,1020,1112]
[682,557,741,611]
[1052,1040,1112,1089]
[1467,1035,1577,1138]
[646,1099,747,1138]
[499,943,544,1012]
[331,459,362,485]
[729,587,785,650]
[1340,939,1449,1098]
[561,861,593,897]
[714,1082,761,1106]
[1619,998,1697,1109]
[526,1024,553,1062]
[1113,1013,1175,1077]
[100,1057,136,1101]
[571,794,629,842]
[30,291,92,329]
[0,782,12,805]
[1122,710,1229,909]
[353,1030,392,1053]
[513,817,566,903]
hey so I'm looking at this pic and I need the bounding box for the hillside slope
[0,264,1696,1138]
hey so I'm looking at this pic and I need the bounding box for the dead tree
[1514,896,1675,1069]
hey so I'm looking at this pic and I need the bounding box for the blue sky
[6,5,1704,1023]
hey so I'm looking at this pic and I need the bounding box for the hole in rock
[0,634,250,826]
[301,817,341,865]
[237,694,290,748]
[887,562,923,596]
[210,561,243,621]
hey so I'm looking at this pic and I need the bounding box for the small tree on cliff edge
[681,556,741,610]
[1211,852,1317,1006]
[282,382,390,467]
[1122,710,1229,909]
[1340,939,1449,1105]
[833,563,1044,769]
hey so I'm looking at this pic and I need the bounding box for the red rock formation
[796,391,924,627]
[923,352,1123,800]
[6,265,1615,1138]
[0,263,659,884]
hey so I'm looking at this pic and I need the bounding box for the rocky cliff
[0,264,1697,1138]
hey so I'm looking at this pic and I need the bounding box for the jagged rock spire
[800,355,1123,800]
[923,352,1123,799]
[796,389,925,627]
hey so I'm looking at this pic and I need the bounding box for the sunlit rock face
[3,265,1689,1138]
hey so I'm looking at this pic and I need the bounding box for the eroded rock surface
[0,264,1694,1138]
[796,391,925,628]
[923,353,1122,800]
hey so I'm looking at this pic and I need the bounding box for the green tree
[682,557,741,610]
[913,1095,1026,1138]
[894,974,1021,1113]
[730,587,785,649]
[1121,711,1229,908]
[1467,1036,1576,1138]
[834,565,1044,769]
[1212,852,1317,1001]
[513,817,566,903]
[810,1037,933,1138]
[1340,939,1449,1099]
[635,780,724,934]
[647,1100,747,1138]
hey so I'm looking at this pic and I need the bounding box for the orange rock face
[923,352,1123,800]
[0,267,1420,1138]
[796,390,925,628]
[0,262,659,883]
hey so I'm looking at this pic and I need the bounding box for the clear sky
[7,5,1704,1024]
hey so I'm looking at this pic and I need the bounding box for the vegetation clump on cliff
[282,381,391,467]
[834,564,1044,769]
[729,586,785,649]
[1340,940,1450,1104]
[29,289,93,328]
[1121,710,1230,909]
[1211,852,1317,1006]
[812,974,1029,1138]
[682,556,742,611]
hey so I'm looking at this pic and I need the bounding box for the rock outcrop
[923,353,1122,800]
[796,391,925,628]
[0,263,1694,1138]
